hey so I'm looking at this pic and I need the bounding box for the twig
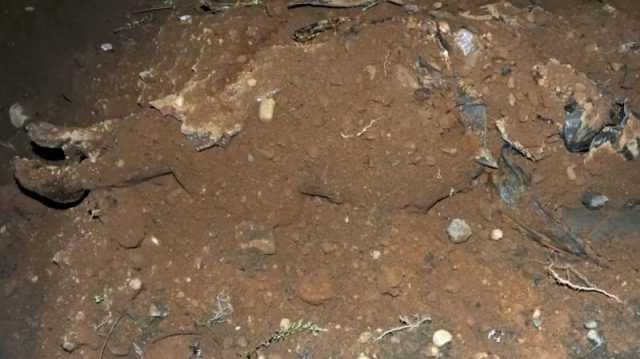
[99,314,122,359]
[383,49,391,76]
[131,6,175,14]
[374,314,431,342]
[340,118,379,139]
[546,262,623,303]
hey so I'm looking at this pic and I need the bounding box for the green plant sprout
[94,294,106,304]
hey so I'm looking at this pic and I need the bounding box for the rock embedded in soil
[582,192,608,210]
[432,329,453,347]
[490,229,503,241]
[584,319,598,329]
[359,331,373,343]
[447,219,472,244]
[259,98,276,123]
[296,271,335,305]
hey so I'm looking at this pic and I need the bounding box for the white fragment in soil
[62,335,77,352]
[424,345,440,357]
[258,98,276,123]
[100,43,113,52]
[490,229,503,241]
[129,278,142,291]
[533,319,543,331]
[247,78,257,87]
[532,308,541,319]
[24,6,35,11]
[9,102,29,128]
[371,250,381,260]
[584,319,598,329]
[357,354,370,359]
[31,275,38,283]
[280,318,291,329]
[447,218,472,244]
[586,329,604,346]
[178,14,191,21]
[150,236,160,245]
[359,331,373,343]
[432,329,453,347]
[454,29,479,56]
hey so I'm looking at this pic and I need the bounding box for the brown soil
[1,1,640,359]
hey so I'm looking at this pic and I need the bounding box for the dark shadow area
[15,179,87,210]
[30,142,66,162]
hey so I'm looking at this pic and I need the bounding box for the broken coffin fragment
[493,146,589,257]
[455,80,498,168]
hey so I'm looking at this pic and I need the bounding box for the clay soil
[1,1,640,358]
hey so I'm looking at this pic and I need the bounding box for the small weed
[196,292,233,327]
[245,320,327,359]
[94,294,106,304]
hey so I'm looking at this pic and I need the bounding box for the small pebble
[532,319,543,331]
[100,43,113,52]
[610,62,623,72]
[566,166,577,181]
[490,229,503,241]
[582,192,608,210]
[280,318,291,328]
[586,329,603,346]
[584,319,598,329]
[259,98,276,123]
[532,308,541,319]
[432,329,453,347]
[247,78,257,87]
[128,278,142,291]
[359,331,373,343]
[447,218,472,244]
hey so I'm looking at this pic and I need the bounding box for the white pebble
[100,43,113,52]
[584,319,597,329]
[490,229,503,241]
[279,318,291,328]
[432,329,453,347]
[371,250,381,260]
[9,102,29,128]
[129,278,142,291]
[359,331,373,343]
[258,98,276,123]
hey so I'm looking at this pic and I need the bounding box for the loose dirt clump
[1,1,640,358]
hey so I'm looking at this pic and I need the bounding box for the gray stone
[447,219,472,244]
[584,319,598,329]
[582,192,608,210]
[432,329,452,347]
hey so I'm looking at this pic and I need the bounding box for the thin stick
[151,331,200,344]
[99,314,122,359]
[340,118,379,139]
[547,262,623,303]
[131,6,175,14]
[383,49,391,76]
[374,314,431,342]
